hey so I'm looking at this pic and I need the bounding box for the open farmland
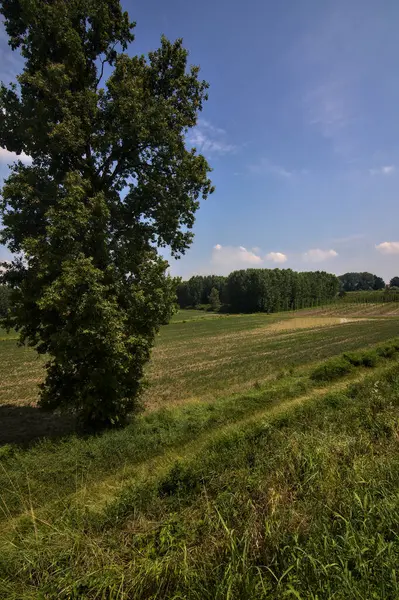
[145,307,399,408]
[1,305,399,598]
[3,305,399,417]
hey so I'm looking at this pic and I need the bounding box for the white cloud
[369,165,395,176]
[187,120,236,156]
[302,248,338,262]
[211,244,262,272]
[210,244,289,273]
[0,147,32,165]
[375,241,399,255]
[265,251,288,263]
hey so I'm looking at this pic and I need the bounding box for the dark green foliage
[0,285,11,317]
[339,272,386,291]
[373,275,386,290]
[225,268,339,313]
[208,287,221,311]
[390,276,399,287]
[0,0,212,426]
[177,275,226,308]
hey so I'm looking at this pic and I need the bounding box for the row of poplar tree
[177,269,339,313]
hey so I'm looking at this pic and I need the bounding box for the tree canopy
[390,277,399,288]
[338,272,385,292]
[0,0,213,426]
[177,275,226,308]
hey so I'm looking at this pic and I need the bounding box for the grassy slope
[1,364,399,598]
[1,307,399,597]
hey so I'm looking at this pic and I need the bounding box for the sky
[1,0,399,281]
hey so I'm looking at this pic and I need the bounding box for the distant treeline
[338,272,385,292]
[177,269,339,313]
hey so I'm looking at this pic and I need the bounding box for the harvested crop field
[145,308,399,408]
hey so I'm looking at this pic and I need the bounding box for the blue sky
[1,0,399,281]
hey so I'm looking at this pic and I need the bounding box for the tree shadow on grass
[0,404,78,447]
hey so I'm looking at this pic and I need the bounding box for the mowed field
[3,304,399,414]
[1,304,399,598]
[148,307,399,408]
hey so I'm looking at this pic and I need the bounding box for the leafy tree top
[0,0,213,257]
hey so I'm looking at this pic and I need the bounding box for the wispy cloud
[305,80,348,140]
[332,234,365,244]
[188,120,236,156]
[369,165,395,176]
[297,5,369,161]
[302,248,338,263]
[249,158,299,178]
[199,119,226,135]
[375,242,399,255]
[0,147,32,165]
[265,251,288,263]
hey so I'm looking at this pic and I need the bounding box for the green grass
[148,312,399,407]
[3,308,399,412]
[1,364,399,598]
[2,308,399,597]
[170,309,222,322]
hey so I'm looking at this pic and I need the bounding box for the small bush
[343,351,364,367]
[344,350,379,368]
[377,343,397,359]
[361,350,379,367]
[310,357,353,382]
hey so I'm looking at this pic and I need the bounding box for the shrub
[344,350,379,368]
[343,351,364,367]
[310,357,353,382]
[361,351,379,367]
[377,343,397,359]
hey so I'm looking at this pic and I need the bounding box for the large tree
[0,0,213,426]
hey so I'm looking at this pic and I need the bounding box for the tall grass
[1,364,399,598]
